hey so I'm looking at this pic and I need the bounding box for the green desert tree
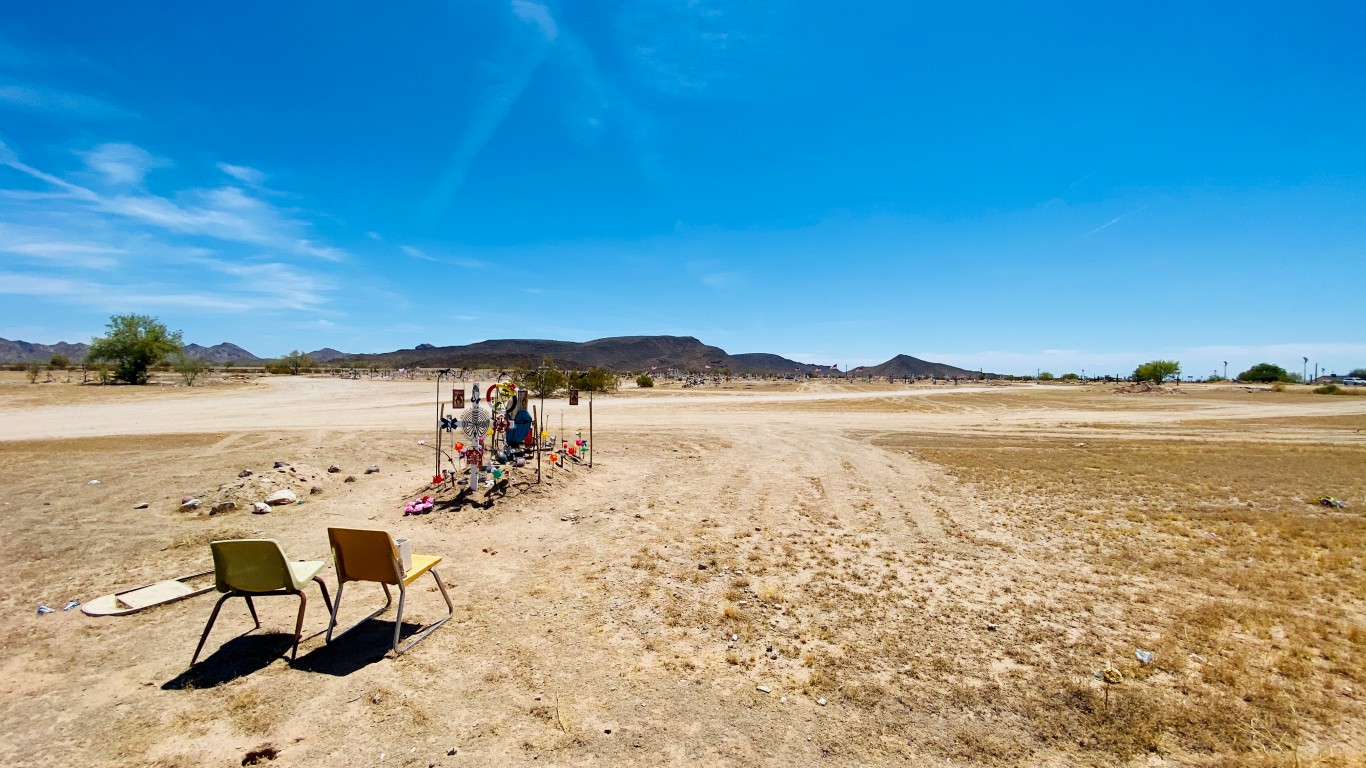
[1037,371,1055,381]
[517,357,566,398]
[172,352,208,386]
[87,314,183,385]
[1350,368,1366,379]
[279,350,315,375]
[635,373,654,388]
[26,362,42,383]
[571,367,618,394]
[1238,363,1290,383]
[1133,360,1181,383]
[49,354,70,370]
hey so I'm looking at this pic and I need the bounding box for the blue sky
[1,2,1363,377]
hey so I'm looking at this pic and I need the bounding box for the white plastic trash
[394,537,413,573]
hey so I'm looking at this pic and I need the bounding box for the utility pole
[1222,361,1227,380]
[1303,356,1308,383]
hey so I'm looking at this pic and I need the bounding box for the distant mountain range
[0,335,987,377]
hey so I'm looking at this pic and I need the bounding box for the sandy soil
[1,374,1364,767]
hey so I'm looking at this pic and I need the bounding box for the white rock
[253,501,271,514]
[756,685,771,694]
[265,489,297,505]
[817,698,827,706]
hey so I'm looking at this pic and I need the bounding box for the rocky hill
[0,338,91,364]
[334,335,829,374]
[183,343,261,364]
[850,354,984,379]
[2,333,984,377]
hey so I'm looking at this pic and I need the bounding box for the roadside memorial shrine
[406,372,592,512]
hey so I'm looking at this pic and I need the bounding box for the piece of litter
[63,600,81,611]
[88,479,100,485]
[756,685,771,694]
[817,697,827,706]
[36,604,54,615]
[1136,648,1154,666]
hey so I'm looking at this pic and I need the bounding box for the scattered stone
[273,461,288,469]
[210,501,237,515]
[365,465,380,474]
[731,634,738,642]
[1075,442,1088,448]
[253,502,271,514]
[310,486,324,495]
[987,623,999,632]
[817,698,827,706]
[179,498,201,512]
[756,685,771,694]
[561,514,578,522]
[265,489,297,506]
[344,475,357,483]
[328,465,342,473]
[133,502,149,510]
[780,696,788,703]
[238,469,253,478]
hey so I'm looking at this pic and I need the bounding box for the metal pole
[433,370,447,479]
[589,387,594,469]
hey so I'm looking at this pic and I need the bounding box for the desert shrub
[86,314,183,384]
[636,374,654,388]
[1239,363,1290,383]
[1134,359,1180,383]
[172,353,208,386]
[26,362,42,383]
[1060,372,1080,381]
[1314,384,1341,395]
[49,354,70,369]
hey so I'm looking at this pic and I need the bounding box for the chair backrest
[327,528,402,585]
[210,539,292,593]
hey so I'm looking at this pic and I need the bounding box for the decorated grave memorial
[409,377,592,513]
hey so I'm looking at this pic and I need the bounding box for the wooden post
[534,405,541,484]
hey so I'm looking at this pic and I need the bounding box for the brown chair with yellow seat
[324,528,454,655]
[191,538,333,666]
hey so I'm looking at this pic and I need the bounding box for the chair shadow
[162,633,295,689]
[290,619,423,676]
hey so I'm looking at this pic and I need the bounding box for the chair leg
[290,591,307,661]
[394,569,455,655]
[244,595,260,628]
[326,581,345,643]
[312,576,334,614]
[326,581,396,646]
[392,583,407,654]
[191,592,233,666]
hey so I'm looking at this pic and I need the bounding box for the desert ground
[2,372,1364,767]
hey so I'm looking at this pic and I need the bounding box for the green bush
[86,314,183,384]
[1238,363,1290,383]
[636,374,654,388]
[1314,384,1341,395]
[1133,360,1180,383]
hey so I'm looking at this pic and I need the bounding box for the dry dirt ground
[1,373,1364,767]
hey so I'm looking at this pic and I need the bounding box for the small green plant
[1314,383,1341,395]
[1133,360,1180,383]
[49,354,70,370]
[636,374,654,388]
[172,352,208,386]
[26,362,42,383]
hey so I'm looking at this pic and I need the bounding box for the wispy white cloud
[0,82,137,120]
[425,1,561,213]
[1086,207,1145,236]
[217,162,267,186]
[400,244,437,262]
[78,142,169,186]
[512,0,559,41]
[0,139,350,317]
[400,243,484,268]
